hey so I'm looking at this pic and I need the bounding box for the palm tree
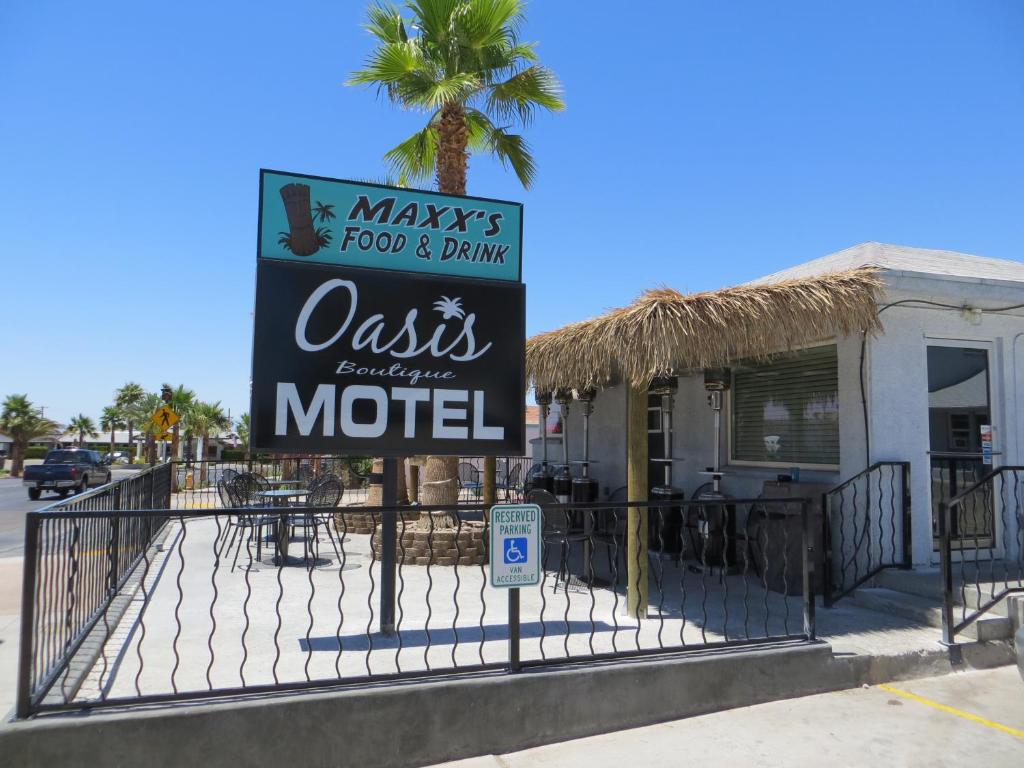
[348,0,563,193]
[132,393,165,464]
[236,412,251,460]
[162,383,196,462]
[187,402,232,483]
[0,394,60,477]
[100,405,126,456]
[68,414,98,447]
[349,0,563,504]
[114,382,146,461]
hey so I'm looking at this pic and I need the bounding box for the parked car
[104,451,130,465]
[23,449,112,500]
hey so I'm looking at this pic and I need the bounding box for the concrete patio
[56,511,979,708]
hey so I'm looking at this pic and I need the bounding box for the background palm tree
[0,394,60,477]
[349,0,563,504]
[114,382,146,461]
[100,405,126,456]
[128,392,164,464]
[187,402,231,482]
[68,414,98,447]
[162,383,196,462]
[236,412,251,460]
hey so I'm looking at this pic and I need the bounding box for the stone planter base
[371,520,488,566]
[335,509,420,536]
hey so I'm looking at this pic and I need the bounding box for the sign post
[250,170,525,458]
[489,503,542,672]
[250,170,526,635]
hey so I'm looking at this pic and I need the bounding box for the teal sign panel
[258,170,522,282]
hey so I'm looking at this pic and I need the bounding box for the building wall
[556,273,1024,569]
[864,280,1024,565]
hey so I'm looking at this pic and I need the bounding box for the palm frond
[384,123,439,184]
[487,65,563,124]
[487,127,535,188]
[365,3,408,43]
[348,41,424,86]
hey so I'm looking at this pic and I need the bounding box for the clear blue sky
[2,0,1022,425]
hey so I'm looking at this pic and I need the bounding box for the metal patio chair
[224,476,277,571]
[288,478,344,564]
[458,462,482,499]
[497,462,524,502]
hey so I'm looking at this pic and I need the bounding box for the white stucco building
[542,243,1024,569]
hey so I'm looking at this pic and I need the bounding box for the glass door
[927,344,994,552]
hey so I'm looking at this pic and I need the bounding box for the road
[0,469,139,558]
[439,667,1024,768]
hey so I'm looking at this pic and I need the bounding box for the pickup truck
[23,449,113,500]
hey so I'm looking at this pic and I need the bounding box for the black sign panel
[250,259,525,456]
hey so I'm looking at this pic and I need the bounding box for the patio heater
[696,368,735,566]
[648,376,685,554]
[553,389,574,503]
[570,388,599,503]
[529,391,555,493]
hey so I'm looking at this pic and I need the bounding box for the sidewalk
[0,556,23,718]
[436,667,1024,768]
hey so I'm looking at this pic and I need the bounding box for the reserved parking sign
[489,504,542,588]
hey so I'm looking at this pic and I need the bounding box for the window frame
[727,340,841,471]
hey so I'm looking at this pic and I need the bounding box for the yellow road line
[877,683,1024,740]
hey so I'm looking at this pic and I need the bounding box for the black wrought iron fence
[170,457,369,509]
[822,462,911,606]
[16,495,815,717]
[16,463,173,717]
[939,466,1024,644]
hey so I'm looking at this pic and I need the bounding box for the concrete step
[851,587,943,627]
[850,587,1014,641]
[870,569,1021,617]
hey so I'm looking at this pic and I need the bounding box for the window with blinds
[730,344,839,466]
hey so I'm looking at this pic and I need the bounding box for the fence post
[16,514,40,719]
[820,491,833,608]
[900,462,913,568]
[379,458,398,634]
[111,483,122,589]
[508,587,521,672]
[801,500,816,641]
[938,499,955,645]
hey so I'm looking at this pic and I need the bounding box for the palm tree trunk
[436,102,468,196]
[420,100,472,512]
[109,427,115,456]
[127,423,134,462]
[11,442,24,477]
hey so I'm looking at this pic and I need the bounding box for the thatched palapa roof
[527,267,884,392]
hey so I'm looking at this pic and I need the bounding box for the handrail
[947,465,1024,510]
[822,461,911,606]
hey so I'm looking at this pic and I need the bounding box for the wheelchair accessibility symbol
[503,537,528,565]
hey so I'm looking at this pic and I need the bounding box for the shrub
[25,446,51,459]
[220,449,247,461]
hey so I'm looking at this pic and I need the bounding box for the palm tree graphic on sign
[433,296,465,320]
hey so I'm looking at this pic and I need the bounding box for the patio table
[257,489,310,564]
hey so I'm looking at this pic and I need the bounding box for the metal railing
[822,461,911,606]
[16,463,173,717]
[170,456,370,509]
[168,456,534,510]
[939,466,1024,644]
[15,495,816,717]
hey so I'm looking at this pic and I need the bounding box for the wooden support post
[626,381,649,619]
[483,456,497,506]
[408,463,419,503]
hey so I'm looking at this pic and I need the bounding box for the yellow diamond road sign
[152,406,179,431]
